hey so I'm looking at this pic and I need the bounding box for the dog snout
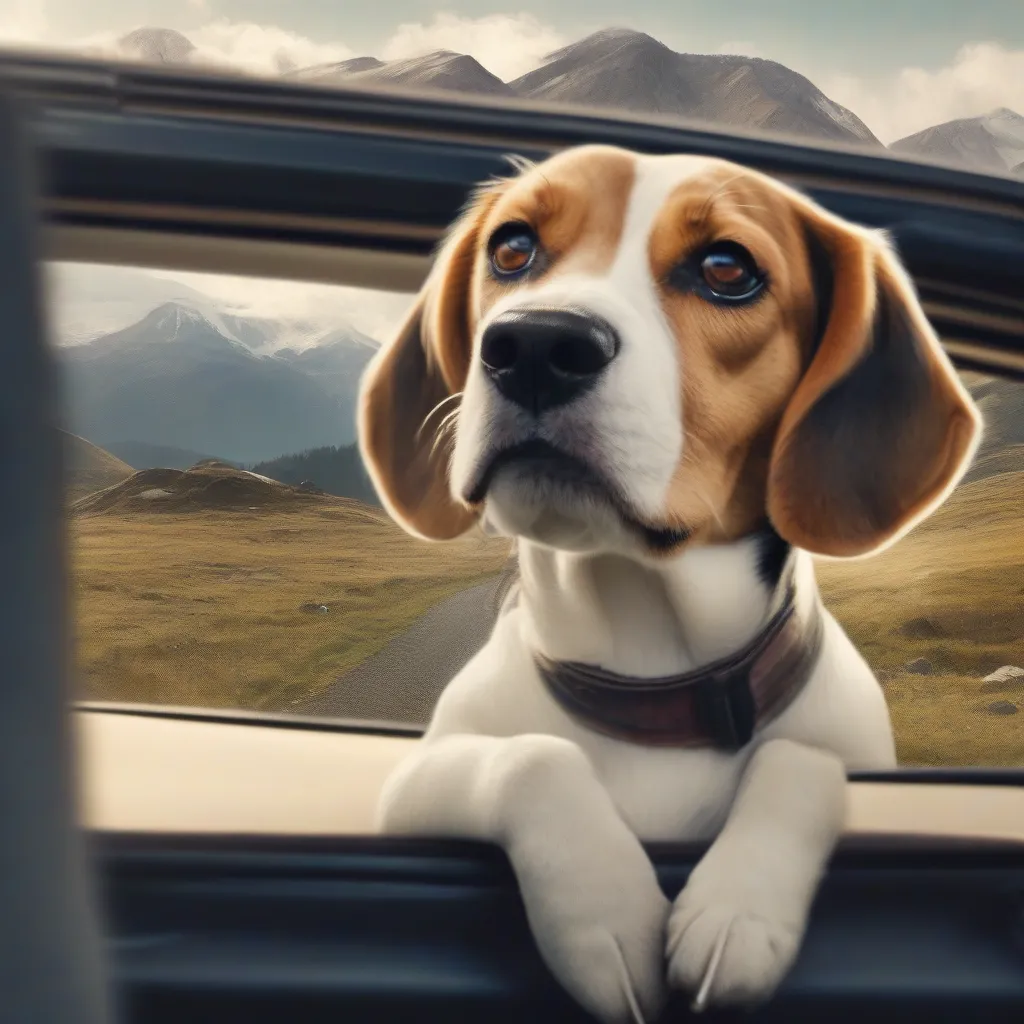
[480,309,619,416]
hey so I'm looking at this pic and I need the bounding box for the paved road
[299,565,518,726]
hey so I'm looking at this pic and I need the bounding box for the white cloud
[381,12,565,82]
[822,42,1024,144]
[188,19,353,75]
[146,269,413,342]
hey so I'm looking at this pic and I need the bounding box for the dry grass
[69,463,1024,766]
[817,470,1024,766]
[69,502,511,712]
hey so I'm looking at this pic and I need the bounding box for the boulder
[980,665,1024,694]
[905,658,933,675]
[987,700,1019,716]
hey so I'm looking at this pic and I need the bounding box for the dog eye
[698,242,765,301]
[489,223,537,278]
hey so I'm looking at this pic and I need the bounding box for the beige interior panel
[45,225,431,292]
[77,710,1024,844]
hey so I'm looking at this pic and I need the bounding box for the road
[299,565,518,726]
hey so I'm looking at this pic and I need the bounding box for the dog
[356,144,982,1023]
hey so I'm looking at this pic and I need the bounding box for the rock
[984,665,1024,684]
[980,665,1024,694]
[987,700,1018,716]
[897,617,946,639]
[905,658,933,675]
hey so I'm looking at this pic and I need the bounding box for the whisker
[416,392,463,443]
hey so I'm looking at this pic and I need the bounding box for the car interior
[0,41,1023,1024]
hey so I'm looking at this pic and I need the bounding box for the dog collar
[532,554,824,751]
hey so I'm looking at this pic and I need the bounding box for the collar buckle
[692,672,757,750]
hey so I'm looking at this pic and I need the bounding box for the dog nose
[479,309,619,415]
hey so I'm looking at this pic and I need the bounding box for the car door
[1,44,1023,1024]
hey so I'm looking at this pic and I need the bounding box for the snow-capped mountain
[892,108,1024,175]
[59,301,380,464]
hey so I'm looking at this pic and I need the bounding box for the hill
[70,460,385,519]
[250,444,380,506]
[817,469,1024,766]
[62,432,134,502]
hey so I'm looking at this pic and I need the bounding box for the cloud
[822,42,1024,144]
[187,19,353,75]
[146,269,413,343]
[381,12,566,82]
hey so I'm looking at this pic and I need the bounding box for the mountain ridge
[60,301,378,465]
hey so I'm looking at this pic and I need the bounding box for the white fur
[376,153,899,1023]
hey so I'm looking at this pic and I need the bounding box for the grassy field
[70,501,511,711]
[68,458,1023,766]
[817,470,1024,766]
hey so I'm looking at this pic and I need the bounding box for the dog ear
[358,183,504,540]
[767,201,982,558]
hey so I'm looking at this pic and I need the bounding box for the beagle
[356,145,982,1023]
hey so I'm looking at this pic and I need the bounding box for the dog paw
[666,894,800,1011]
[516,854,671,1024]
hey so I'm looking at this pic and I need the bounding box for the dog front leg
[666,738,846,1011]
[378,733,670,1024]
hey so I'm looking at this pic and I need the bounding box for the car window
[0,3,1021,181]
[52,257,1023,768]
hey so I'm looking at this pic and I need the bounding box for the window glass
[54,261,513,721]
[54,260,1022,768]
[1,2,1021,180]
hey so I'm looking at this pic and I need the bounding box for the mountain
[47,262,327,353]
[287,56,385,82]
[295,50,512,97]
[891,108,1024,175]
[87,24,876,146]
[62,432,134,502]
[59,303,375,465]
[273,327,379,402]
[514,29,879,144]
[117,27,196,65]
[47,263,215,345]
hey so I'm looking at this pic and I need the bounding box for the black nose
[479,309,619,415]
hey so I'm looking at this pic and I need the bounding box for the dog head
[358,145,981,560]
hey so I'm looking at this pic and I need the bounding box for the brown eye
[699,242,764,301]
[489,223,537,278]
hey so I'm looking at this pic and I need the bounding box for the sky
[10,0,1024,340]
